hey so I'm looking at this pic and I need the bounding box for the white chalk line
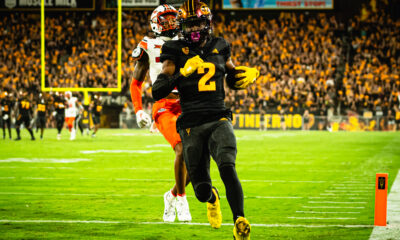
[0,192,303,200]
[296,211,361,214]
[0,219,374,228]
[302,206,365,209]
[0,177,329,184]
[309,197,368,200]
[288,217,357,220]
[0,166,171,170]
[80,150,162,154]
[308,201,368,204]
[0,158,91,163]
[320,193,372,196]
[325,190,373,193]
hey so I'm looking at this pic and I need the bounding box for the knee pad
[194,182,212,202]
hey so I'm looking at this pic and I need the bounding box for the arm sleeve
[152,73,181,101]
[130,78,144,113]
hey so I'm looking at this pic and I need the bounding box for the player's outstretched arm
[152,59,181,101]
[131,53,151,128]
[130,54,149,114]
[225,57,259,90]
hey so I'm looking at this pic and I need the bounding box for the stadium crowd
[0,1,399,127]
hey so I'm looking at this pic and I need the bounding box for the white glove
[52,111,57,117]
[3,114,8,120]
[136,110,151,128]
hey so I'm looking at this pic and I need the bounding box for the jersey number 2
[198,62,216,92]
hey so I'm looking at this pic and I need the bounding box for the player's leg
[6,118,11,139]
[209,120,250,238]
[179,124,221,228]
[7,118,12,139]
[156,111,191,221]
[56,116,63,140]
[156,112,187,195]
[69,118,76,140]
[179,126,212,202]
[15,115,22,140]
[2,118,5,139]
[92,116,99,137]
[24,117,35,140]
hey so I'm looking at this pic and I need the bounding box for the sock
[170,190,177,198]
[16,128,20,138]
[208,189,216,204]
[27,128,34,138]
[177,193,186,197]
[219,165,244,223]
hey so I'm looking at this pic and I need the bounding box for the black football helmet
[177,0,212,45]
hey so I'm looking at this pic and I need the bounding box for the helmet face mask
[150,5,178,38]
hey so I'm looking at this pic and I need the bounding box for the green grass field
[0,129,399,239]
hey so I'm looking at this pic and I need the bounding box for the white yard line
[0,166,171,170]
[0,192,302,200]
[369,169,400,240]
[320,193,372,196]
[288,217,357,220]
[309,197,368,200]
[0,177,327,183]
[302,206,365,209]
[296,211,361,214]
[324,190,373,193]
[308,201,367,204]
[0,219,373,228]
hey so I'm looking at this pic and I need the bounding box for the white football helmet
[150,4,178,37]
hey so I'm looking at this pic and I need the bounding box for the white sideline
[369,169,400,240]
[0,219,374,228]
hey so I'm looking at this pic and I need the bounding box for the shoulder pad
[160,40,182,63]
[132,38,150,61]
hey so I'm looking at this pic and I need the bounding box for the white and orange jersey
[65,97,78,118]
[132,36,177,85]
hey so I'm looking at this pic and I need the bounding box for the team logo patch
[212,48,219,54]
[182,47,189,55]
[5,0,16,9]
[158,108,166,113]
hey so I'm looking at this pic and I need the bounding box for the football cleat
[163,191,176,222]
[207,187,222,229]
[57,134,61,140]
[176,195,192,222]
[233,217,251,240]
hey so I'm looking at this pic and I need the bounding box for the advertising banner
[223,0,333,9]
[229,113,394,131]
[0,0,95,10]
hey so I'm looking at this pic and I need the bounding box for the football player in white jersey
[64,91,80,141]
[130,4,191,222]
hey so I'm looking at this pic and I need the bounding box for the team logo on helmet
[182,47,189,55]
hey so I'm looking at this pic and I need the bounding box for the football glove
[3,114,8,120]
[234,66,260,89]
[180,55,204,77]
[136,110,151,128]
